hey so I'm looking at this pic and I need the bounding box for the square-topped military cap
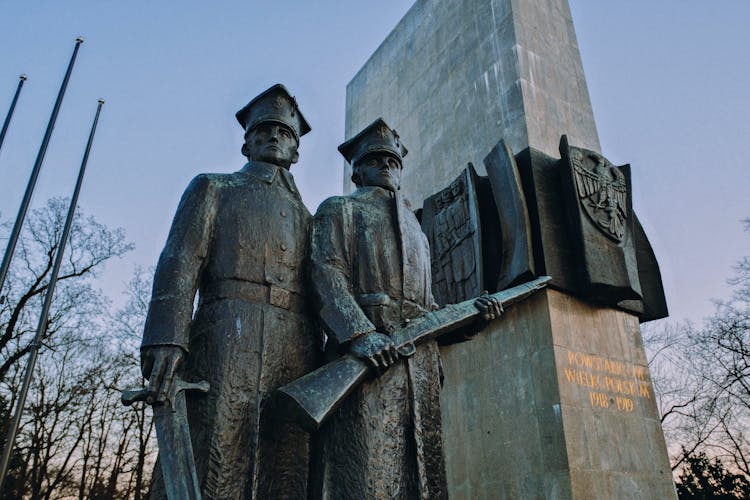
[338,117,408,165]
[235,84,311,141]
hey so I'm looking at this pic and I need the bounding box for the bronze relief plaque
[568,145,628,243]
[421,164,483,305]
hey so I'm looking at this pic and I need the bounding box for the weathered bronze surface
[484,139,536,290]
[421,164,484,305]
[309,118,448,499]
[567,142,628,242]
[558,135,642,304]
[420,140,536,310]
[139,84,318,499]
[629,212,669,319]
[497,137,668,321]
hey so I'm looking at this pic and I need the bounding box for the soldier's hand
[141,346,185,405]
[349,332,399,373]
[474,292,504,322]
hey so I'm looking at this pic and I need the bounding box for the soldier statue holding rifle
[307,118,504,499]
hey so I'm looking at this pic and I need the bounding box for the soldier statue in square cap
[140,84,318,499]
[308,118,502,499]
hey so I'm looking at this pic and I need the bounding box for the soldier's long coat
[309,186,448,500]
[142,161,318,499]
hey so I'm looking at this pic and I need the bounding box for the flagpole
[0,37,84,303]
[0,98,104,491]
[0,75,27,158]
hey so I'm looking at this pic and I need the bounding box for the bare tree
[646,219,750,483]
[102,267,156,500]
[0,199,162,499]
[5,323,153,499]
[644,321,721,471]
[0,197,132,383]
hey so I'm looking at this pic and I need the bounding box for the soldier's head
[338,118,407,192]
[236,84,310,169]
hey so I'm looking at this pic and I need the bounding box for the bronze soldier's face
[355,152,402,192]
[244,122,299,169]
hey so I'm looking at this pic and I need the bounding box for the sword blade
[153,390,202,500]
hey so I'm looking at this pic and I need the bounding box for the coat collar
[352,187,414,211]
[352,186,396,200]
[240,161,299,194]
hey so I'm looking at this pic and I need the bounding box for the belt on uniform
[356,293,429,318]
[202,280,306,314]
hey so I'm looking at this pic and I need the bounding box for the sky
[0,1,747,326]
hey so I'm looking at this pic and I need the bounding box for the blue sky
[0,1,748,324]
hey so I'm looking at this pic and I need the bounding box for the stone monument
[343,0,676,498]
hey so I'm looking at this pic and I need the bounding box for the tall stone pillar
[344,0,676,498]
[344,0,599,206]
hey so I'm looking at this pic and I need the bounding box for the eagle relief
[568,147,628,242]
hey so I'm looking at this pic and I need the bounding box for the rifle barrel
[273,276,551,431]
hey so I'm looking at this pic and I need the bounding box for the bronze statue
[308,119,502,499]
[140,84,318,499]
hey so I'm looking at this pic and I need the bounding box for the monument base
[440,289,676,499]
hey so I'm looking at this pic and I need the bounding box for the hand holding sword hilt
[122,377,209,412]
[122,375,208,500]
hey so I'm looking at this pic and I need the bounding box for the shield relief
[420,164,484,306]
[565,141,629,243]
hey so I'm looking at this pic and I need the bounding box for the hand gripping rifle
[273,276,551,432]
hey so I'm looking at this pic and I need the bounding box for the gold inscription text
[562,350,653,413]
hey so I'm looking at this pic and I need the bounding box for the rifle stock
[272,356,369,432]
[274,276,550,431]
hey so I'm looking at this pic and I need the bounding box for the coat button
[280,244,287,251]
[280,210,287,217]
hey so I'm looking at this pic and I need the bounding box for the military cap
[235,84,311,141]
[338,118,408,165]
